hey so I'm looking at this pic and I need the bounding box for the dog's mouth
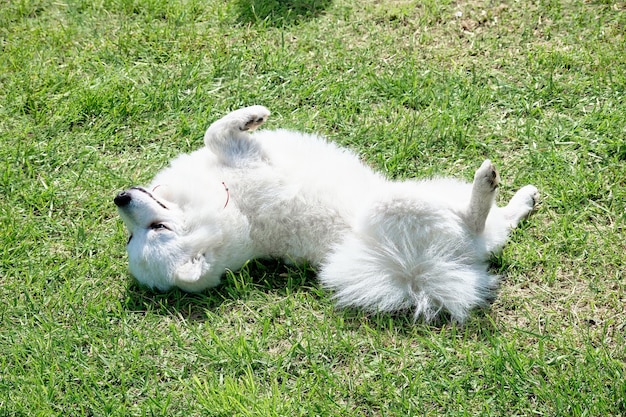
[114,187,170,210]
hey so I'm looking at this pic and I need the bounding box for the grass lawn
[1,0,625,415]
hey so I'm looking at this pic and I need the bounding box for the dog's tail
[319,197,498,324]
[203,106,271,164]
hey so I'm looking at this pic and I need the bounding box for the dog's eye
[149,222,169,231]
[127,234,133,244]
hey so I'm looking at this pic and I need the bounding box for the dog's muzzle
[114,191,132,207]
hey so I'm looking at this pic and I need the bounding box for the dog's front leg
[172,253,221,292]
[203,106,271,165]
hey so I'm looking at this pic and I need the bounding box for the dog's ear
[173,254,210,284]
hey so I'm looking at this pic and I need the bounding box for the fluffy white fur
[115,105,538,323]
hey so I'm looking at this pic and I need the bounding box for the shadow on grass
[333,303,501,338]
[234,0,332,27]
[122,258,501,338]
[122,259,320,321]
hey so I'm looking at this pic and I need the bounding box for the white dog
[115,106,538,322]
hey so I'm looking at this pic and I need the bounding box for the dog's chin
[128,258,175,292]
[134,272,175,292]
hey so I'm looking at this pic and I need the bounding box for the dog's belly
[238,192,351,265]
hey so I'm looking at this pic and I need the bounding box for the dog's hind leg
[501,185,539,228]
[203,105,271,165]
[465,159,499,234]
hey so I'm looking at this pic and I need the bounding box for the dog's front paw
[474,159,500,192]
[204,106,272,164]
[237,105,271,132]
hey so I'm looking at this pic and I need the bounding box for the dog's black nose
[114,191,132,207]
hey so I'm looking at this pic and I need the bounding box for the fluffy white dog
[115,106,538,322]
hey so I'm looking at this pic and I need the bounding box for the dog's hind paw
[514,185,539,211]
[474,159,500,192]
[503,185,540,227]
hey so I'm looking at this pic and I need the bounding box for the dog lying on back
[114,106,538,322]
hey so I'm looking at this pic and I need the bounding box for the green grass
[1,0,625,415]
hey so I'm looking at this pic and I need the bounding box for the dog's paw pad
[242,116,267,131]
[239,106,271,132]
[475,159,500,191]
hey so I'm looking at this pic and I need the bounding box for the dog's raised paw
[474,159,500,191]
[238,105,271,132]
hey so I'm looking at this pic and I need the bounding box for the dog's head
[114,186,222,292]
